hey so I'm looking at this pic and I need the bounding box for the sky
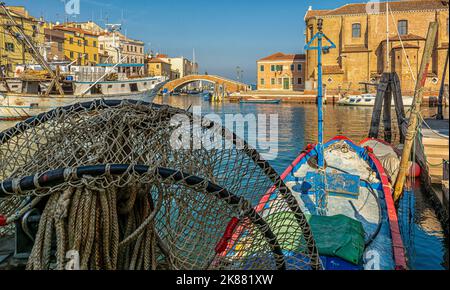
[6,0,369,83]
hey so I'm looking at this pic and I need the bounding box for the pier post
[394,22,439,202]
[383,83,393,143]
[369,73,390,139]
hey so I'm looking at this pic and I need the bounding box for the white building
[159,55,198,78]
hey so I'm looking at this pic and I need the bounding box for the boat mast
[305,19,336,169]
[304,18,336,213]
[0,2,65,96]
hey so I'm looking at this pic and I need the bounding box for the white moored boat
[0,76,167,120]
[337,94,413,107]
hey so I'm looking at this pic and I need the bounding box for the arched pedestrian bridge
[163,75,251,93]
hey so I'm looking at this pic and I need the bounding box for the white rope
[389,7,416,84]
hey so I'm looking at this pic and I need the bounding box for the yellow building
[257,52,306,91]
[0,6,45,76]
[146,57,172,78]
[305,0,449,96]
[50,25,99,66]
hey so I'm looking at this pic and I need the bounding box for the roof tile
[306,0,448,20]
[258,52,305,62]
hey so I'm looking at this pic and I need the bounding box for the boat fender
[215,217,240,254]
[0,215,6,227]
[408,162,421,178]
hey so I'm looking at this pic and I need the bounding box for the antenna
[120,9,128,37]
[106,24,122,62]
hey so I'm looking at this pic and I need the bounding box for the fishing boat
[276,136,407,270]
[240,99,281,104]
[0,76,167,120]
[0,4,167,121]
[337,94,414,107]
[255,18,407,270]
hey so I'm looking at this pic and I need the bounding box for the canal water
[153,94,448,270]
[0,95,448,270]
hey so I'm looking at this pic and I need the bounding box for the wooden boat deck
[422,119,449,184]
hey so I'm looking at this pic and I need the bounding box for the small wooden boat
[274,136,407,270]
[239,99,281,104]
[337,94,414,107]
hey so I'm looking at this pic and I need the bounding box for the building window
[5,42,14,52]
[84,40,88,46]
[298,78,302,85]
[94,54,97,61]
[100,44,104,50]
[309,26,314,40]
[93,41,97,47]
[398,20,408,35]
[260,65,264,72]
[271,65,275,72]
[271,78,275,85]
[69,37,73,44]
[278,78,282,85]
[291,64,295,71]
[58,42,63,52]
[276,65,283,72]
[260,78,265,85]
[352,23,361,38]
[298,64,302,71]
[77,40,81,46]
[70,51,74,58]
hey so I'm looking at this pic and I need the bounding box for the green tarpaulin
[264,212,365,265]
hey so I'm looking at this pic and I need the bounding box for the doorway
[283,78,290,90]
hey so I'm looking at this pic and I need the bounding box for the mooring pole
[437,47,449,120]
[393,22,438,203]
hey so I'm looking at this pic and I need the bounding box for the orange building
[145,57,172,78]
[305,0,449,95]
[257,53,306,91]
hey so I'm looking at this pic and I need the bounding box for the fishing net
[0,99,321,270]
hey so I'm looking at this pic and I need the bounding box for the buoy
[0,215,7,227]
[408,162,421,178]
